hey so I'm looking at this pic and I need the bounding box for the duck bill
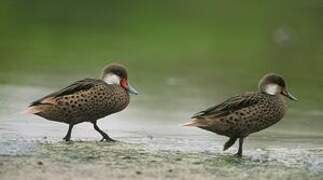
[282,90,298,101]
[127,83,139,95]
[120,79,139,95]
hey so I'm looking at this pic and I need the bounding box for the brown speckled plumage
[26,64,138,141]
[185,73,297,157]
[32,80,129,124]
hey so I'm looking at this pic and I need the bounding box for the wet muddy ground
[1,136,323,180]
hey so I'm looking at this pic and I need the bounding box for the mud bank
[0,140,322,180]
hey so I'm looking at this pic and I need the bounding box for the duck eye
[114,71,122,77]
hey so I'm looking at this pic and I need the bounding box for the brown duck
[25,63,138,142]
[184,73,297,157]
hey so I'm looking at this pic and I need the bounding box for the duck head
[101,63,139,95]
[258,73,297,101]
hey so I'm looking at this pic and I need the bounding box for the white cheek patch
[103,73,121,85]
[264,84,280,95]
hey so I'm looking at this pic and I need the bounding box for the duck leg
[92,121,116,142]
[63,124,74,141]
[223,137,237,151]
[236,137,244,157]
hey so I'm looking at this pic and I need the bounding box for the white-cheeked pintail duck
[25,63,138,142]
[185,73,297,157]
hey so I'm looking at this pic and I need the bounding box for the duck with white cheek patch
[24,63,139,142]
[184,73,297,157]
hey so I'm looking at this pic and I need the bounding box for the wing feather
[192,92,259,119]
[30,78,104,106]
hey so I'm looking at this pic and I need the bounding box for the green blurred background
[0,0,323,110]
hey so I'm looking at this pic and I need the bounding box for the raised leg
[223,137,237,151]
[235,137,244,157]
[92,121,116,142]
[63,124,74,141]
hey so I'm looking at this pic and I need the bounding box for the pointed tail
[183,118,209,127]
[22,97,57,115]
[21,106,42,115]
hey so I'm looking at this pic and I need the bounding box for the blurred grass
[0,0,323,108]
